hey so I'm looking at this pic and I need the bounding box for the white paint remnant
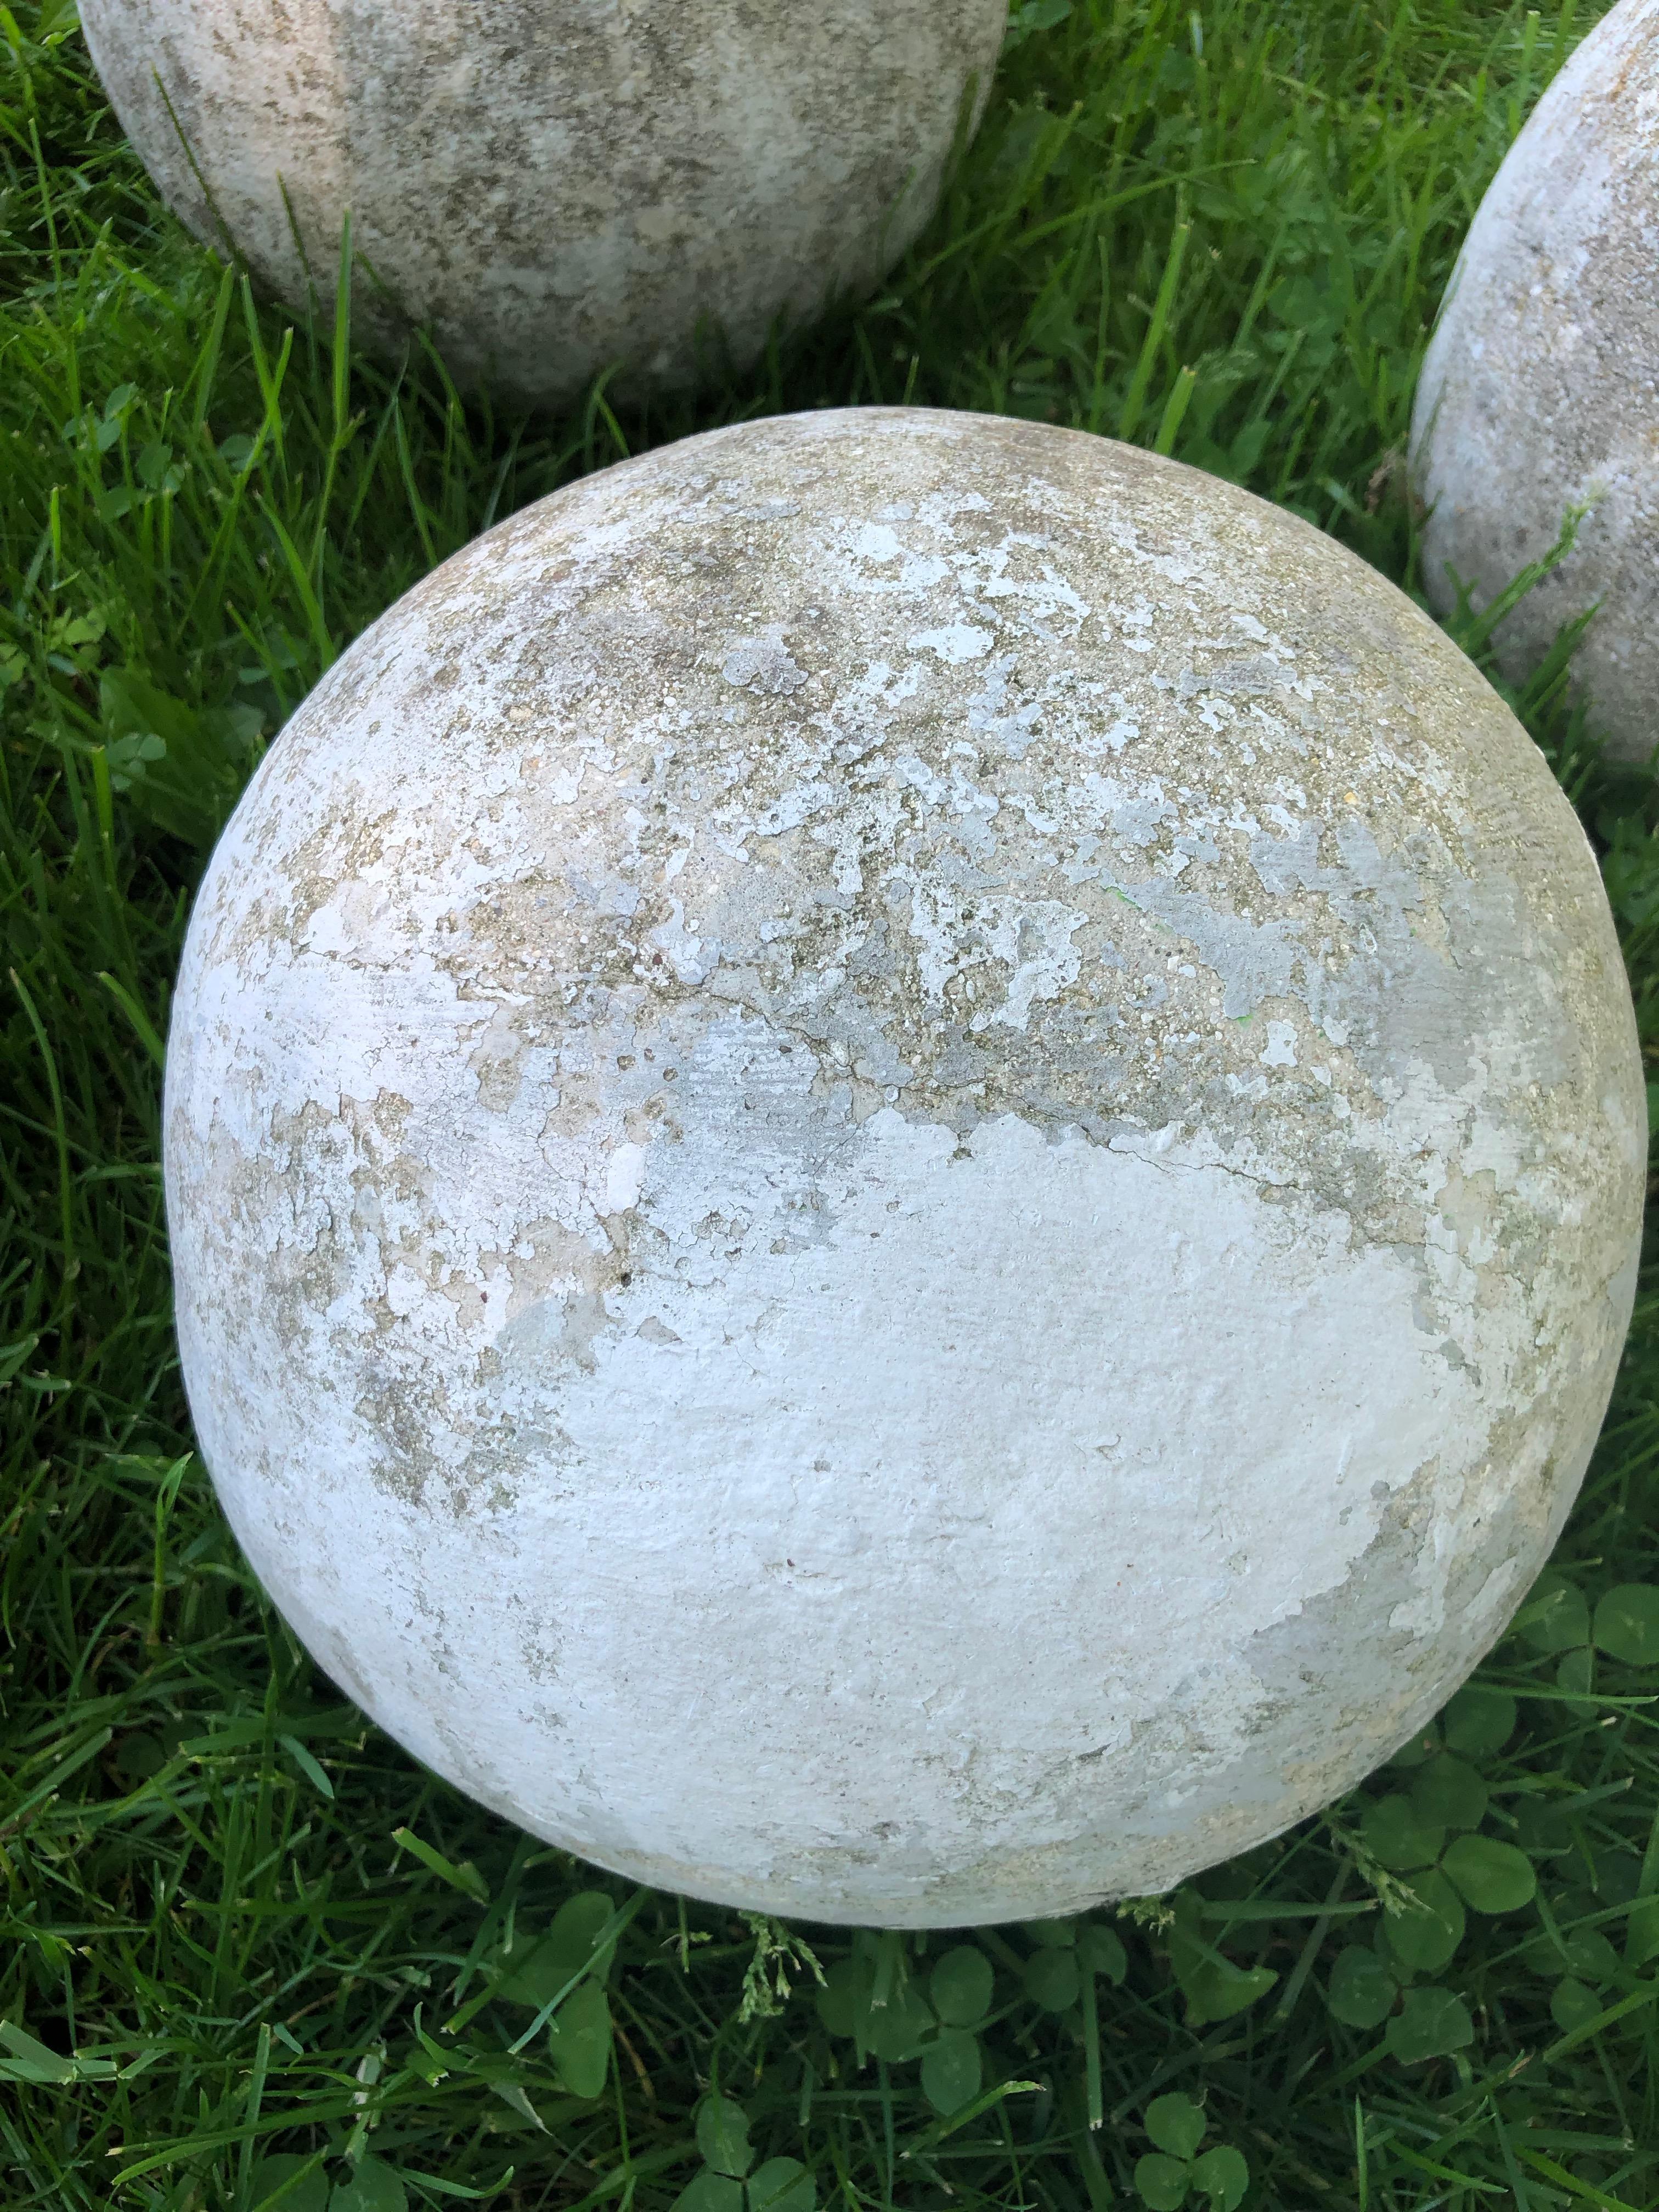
[78,0,1007,408]
[1260,1020,1299,1069]
[165,409,1644,1927]
[1410,0,1659,762]
[911,624,995,663]
[602,1144,648,1218]
[723,629,810,696]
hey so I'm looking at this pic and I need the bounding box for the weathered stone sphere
[1410,0,1659,763]
[80,0,1006,407]
[165,409,1643,1926]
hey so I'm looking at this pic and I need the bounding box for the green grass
[4,1,1659,2207]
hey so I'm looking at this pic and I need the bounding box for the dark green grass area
[4,1,1659,2205]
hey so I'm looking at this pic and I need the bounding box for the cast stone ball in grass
[78,0,1007,407]
[1410,0,1659,764]
[164,408,1644,1927]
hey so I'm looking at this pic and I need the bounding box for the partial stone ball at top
[1410,0,1659,763]
[79,0,1007,408]
[163,409,1644,1926]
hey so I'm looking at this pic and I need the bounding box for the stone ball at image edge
[1409,0,1659,764]
[76,0,1008,406]
[161,408,1645,1925]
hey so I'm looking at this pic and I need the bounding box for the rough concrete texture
[164,409,1645,1926]
[78,0,1006,407]
[1410,0,1659,764]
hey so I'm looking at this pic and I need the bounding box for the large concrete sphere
[1410,0,1659,764]
[80,1,1006,407]
[165,410,1643,1926]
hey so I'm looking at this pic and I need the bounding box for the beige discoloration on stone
[79,0,1006,407]
[1410,0,1659,763]
[165,410,1643,1925]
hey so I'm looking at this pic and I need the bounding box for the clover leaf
[1326,1945,1396,2031]
[748,2158,815,2212]
[1385,1986,1474,2066]
[246,2157,328,2212]
[331,2158,409,2212]
[919,2028,983,2115]
[1440,1836,1537,1916]
[1353,1770,1533,1997]
[1023,1947,1081,2012]
[1146,2094,1206,2160]
[931,1945,995,2026]
[246,2152,409,2211]
[1594,1584,1659,1667]
[1132,2097,1249,2211]
[697,2095,755,2178]
[673,2177,744,2212]
[1440,1685,1517,1757]
[1164,1892,1277,2025]
[673,2104,815,2212]
[1005,0,1073,49]
[1515,1570,1590,1655]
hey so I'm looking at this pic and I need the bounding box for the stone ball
[163,409,1644,1926]
[79,0,1006,408]
[1410,0,1659,764]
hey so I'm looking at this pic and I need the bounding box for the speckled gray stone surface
[1410,0,1659,764]
[165,409,1644,1925]
[80,0,1006,406]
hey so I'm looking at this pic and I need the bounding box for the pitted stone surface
[165,409,1644,1925]
[1410,0,1659,764]
[80,0,1006,405]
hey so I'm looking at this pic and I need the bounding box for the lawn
[4,1,1659,2207]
